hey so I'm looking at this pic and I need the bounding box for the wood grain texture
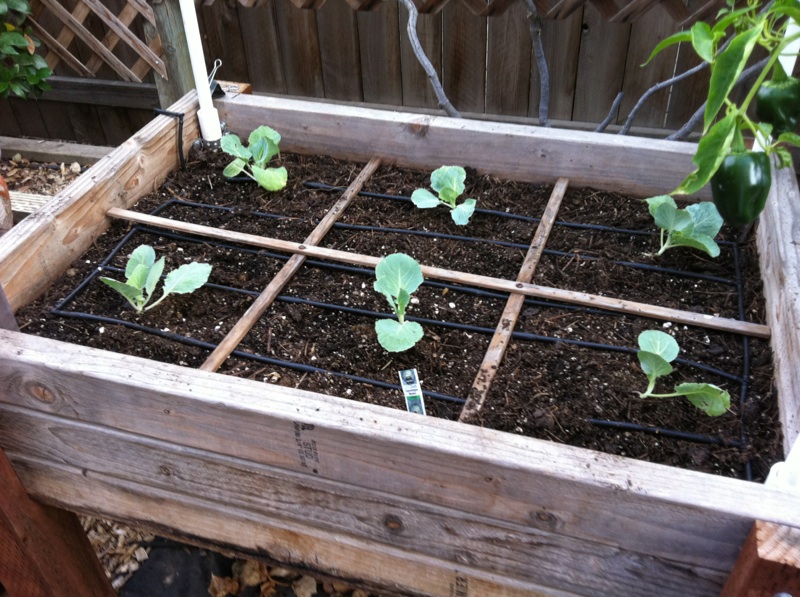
[237,1,287,94]
[357,2,403,105]
[0,405,726,596]
[399,10,442,108]
[198,0,251,84]
[216,93,704,198]
[0,330,798,581]
[0,91,199,311]
[147,0,196,108]
[274,0,325,97]
[720,521,800,597]
[486,0,531,117]
[316,0,363,101]
[442,1,486,113]
[0,448,113,597]
[756,164,800,453]
[0,136,112,164]
[107,206,769,337]
[664,0,709,130]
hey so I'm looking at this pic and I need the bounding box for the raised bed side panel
[2,331,800,596]
[0,92,200,312]
[214,93,709,200]
[758,165,800,454]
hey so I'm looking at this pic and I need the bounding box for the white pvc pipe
[178,0,222,141]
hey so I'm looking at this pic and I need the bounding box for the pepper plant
[644,0,800,226]
[100,245,212,315]
[221,125,288,191]
[411,166,477,226]
[636,330,730,416]
[0,0,51,98]
[373,253,424,352]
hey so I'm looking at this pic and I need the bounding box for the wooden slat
[485,0,531,116]
[442,1,486,113]
[460,177,568,421]
[6,99,49,140]
[215,94,705,198]
[315,0,364,101]
[41,76,160,109]
[200,156,381,371]
[757,165,800,453]
[10,191,52,216]
[0,405,727,596]
[27,16,94,77]
[545,0,584,19]
[238,0,287,94]
[399,10,443,109]
[0,136,112,164]
[274,0,325,96]
[126,0,157,25]
[37,0,141,82]
[198,0,251,84]
[0,92,199,312]
[357,2,403,105]
[0,330,799,584]
[35,100,81,143]
[37,0,92,74]
[665,0,708,130]
[106,206,771,339]
[79,0,166,78]
[147,0,196,108]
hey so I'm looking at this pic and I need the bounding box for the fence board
[198,1,250,84]
[571,3,631,122]
[274,0,325,97]
[66,103,108,145]
[7,100,49,140]
[486,1,531,116]
[357,2,403,105]
[237,2,287,94]
[399,10,443,108]
[34,101,79,142]
[0,101,23,138]
[664,0,708,130]
[316,0,363,101]
[617,6,680,128]
[443,0,487,113]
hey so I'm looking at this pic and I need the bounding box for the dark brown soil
[15,146,782,482]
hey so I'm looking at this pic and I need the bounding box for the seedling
[374,253,424,352]
[100,245,212,314]
[221,125,288,191]
[636,330,730,416]
[645,196,723,257]
[411,165,476,226]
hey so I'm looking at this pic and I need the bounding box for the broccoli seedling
[411,165,476,226]
[645,196,723,257]
[636,330,730,416]
[221,125,288,191]
[99,245,212,314]
[373,253,424,352]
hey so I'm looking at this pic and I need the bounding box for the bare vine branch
[595,92,625,133]
[521,0,550,126]
[398,0,460,118]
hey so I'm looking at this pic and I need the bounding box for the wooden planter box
[1,91,799,596]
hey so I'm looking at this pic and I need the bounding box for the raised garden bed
[0,91,799,596]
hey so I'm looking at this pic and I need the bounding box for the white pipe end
[197,106,222,142]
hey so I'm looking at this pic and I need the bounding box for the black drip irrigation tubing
[55,194,758,454]
[154,197,736,285]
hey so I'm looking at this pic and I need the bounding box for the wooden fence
[0,0,725,146]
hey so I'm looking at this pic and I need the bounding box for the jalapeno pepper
[710,151,771,226]
[755,62,800,137]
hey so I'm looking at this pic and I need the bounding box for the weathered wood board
[0,91,798,596]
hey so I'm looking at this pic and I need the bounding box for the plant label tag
[398,368,426,415]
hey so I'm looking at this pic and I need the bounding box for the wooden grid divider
[200,156,383,372]
[104,207,771,339]
[459,177,569,422]
[29,0,165,82]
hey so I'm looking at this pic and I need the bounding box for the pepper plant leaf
[690,21,715,63]
[641,30,691,66]
[676,382,730,416]
[674,112,737,195]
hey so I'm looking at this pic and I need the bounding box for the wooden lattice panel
[28,0,166,82]
[216,0,727,23]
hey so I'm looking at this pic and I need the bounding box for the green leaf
[686,201,723,237]
[248,125,281,149]
[127,263,149,292]
[704,27,760,132]
[375,319,424,352]
[220,134,251,161]
[650,198,679,230]
[6,0,30,13]
[668,230,721,257]
[251,165,287,191]
[674,112,737,195]
[775,146,794,170]
[99,277,144,312]
[410,188,441,208]
[223,158,246,178]
[778,132,800,149]
[162,262,212,295]
[451,198,476,226]
[396,287,410,320]
[638,330,679,362]
[438,186,459,206]
[642,30,691,66]
[249,136,280,167]
[126,245,155,280]
[712,5,754,35]
[430,166,466,198]
[373,253,424,304]
[145,257,165,299]
[637,351,674,383]
[676,382,730,416]
[645,195,675,218]
[690,21,715,63]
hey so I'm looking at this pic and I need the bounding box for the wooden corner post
[0,284,113,597]
[145,0,195,109]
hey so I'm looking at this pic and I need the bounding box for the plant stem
[739,30,800,115]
